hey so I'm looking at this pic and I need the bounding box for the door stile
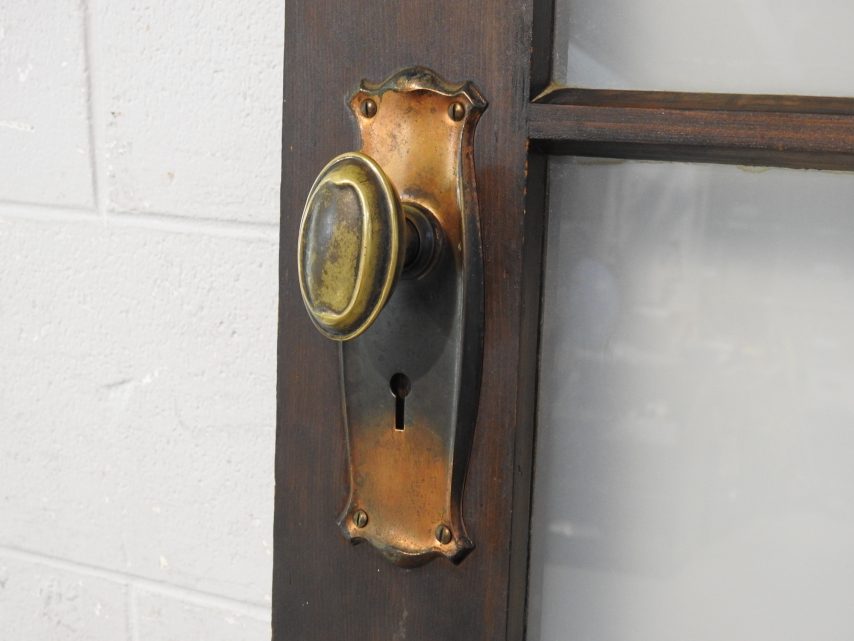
[274,1,554,639]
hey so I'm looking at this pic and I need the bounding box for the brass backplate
[337,67,487,566]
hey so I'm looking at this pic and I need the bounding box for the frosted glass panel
[555,0,854,95]
[530,159,854,641]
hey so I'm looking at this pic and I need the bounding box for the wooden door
[274,2,854,640]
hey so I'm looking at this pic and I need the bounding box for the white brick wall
[0,1,283,638]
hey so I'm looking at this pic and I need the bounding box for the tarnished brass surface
[335,67,487,566]
[296,67,486,566]
[298,152,403,341]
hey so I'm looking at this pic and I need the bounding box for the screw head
[435,524,452,545]
[354,509,369,528]
[448,102,465,121]
[361,99,377,118]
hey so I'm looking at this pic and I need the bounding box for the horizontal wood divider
[529,88,854,170]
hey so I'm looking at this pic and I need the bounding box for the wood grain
[274,1,551,640]
[530,88,854,169]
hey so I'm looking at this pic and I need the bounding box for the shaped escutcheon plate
[337,67,487,566]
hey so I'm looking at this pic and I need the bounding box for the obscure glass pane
[529,158,854,641]
[554,0,854,95]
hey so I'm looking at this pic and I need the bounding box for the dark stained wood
[276,1,854,638]
[530,88,854,170]
[274,2,551,640]
[529,0,555,98]
[506,151,548,641]
[536,87,854,114]
[532,140,854,171]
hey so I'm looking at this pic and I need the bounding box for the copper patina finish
[336,68,486,566]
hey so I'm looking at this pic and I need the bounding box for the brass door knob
[298,151,435,341]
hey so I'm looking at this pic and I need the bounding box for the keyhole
[389,373,411,431]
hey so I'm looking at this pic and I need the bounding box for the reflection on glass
[529,158,854,641]
[554,0,854,95]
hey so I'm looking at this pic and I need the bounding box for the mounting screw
[435,524,452,544]
[448,102,465,121]
[361,99,378,118]
[354,510,369,528]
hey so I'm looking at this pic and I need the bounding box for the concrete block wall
[0,1,283,638]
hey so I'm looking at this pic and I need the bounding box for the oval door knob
[298,151,434,341]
